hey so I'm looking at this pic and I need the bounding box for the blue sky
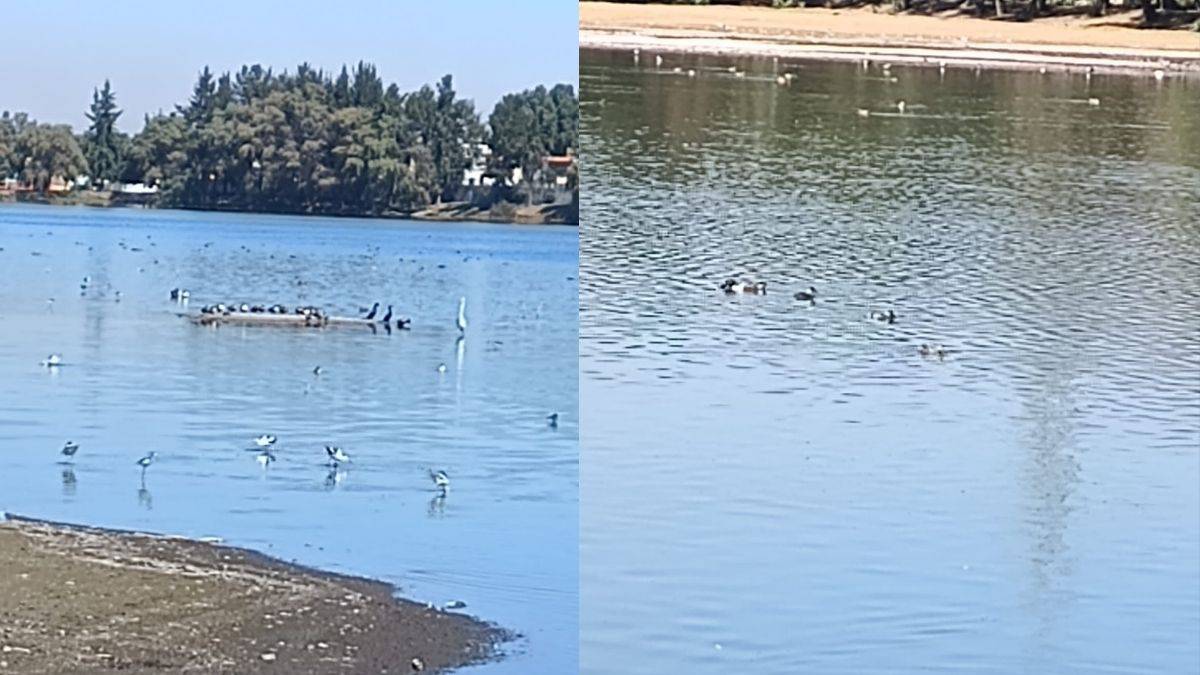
[0,0,578,132]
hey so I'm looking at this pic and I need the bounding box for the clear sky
[0,0,578,133]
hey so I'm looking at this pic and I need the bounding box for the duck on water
[721,278,767,295]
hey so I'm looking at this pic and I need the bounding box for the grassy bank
[581,2,1200,73]
[0,515,502,674]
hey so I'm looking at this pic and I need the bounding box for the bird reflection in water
[428,492,446,517]
[61,467,77,497]
[324,467,346,490]
[137,484,153,510]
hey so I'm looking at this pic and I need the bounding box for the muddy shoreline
[0,514,506,674]
[581,2,1200,75]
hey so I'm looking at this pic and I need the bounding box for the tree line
[1,62,578,216]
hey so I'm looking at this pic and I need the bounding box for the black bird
[794,286,818,302]
[396,317,412,330]
[547,413,559,428]
[381,305,393,323]
[364,302,380,320]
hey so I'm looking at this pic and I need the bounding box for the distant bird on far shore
[254,434,277,448]
[430,469,450,492]
[61,441,80,459]
[456,297,468,334]
[364,302,379,320]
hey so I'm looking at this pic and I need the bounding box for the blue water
[581,50,1200,674]
[0,203,578,674]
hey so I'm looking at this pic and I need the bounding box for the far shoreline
[581,2,1200,76]
[0,192,579,227]
[0,513,507,673]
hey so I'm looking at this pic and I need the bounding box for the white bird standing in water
[456,297,467,334]
[42,353,63,367]
[430,469,450,492]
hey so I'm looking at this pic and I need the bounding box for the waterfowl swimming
[870,309,896,324]
[313,365,322,376]
[396,317,412,330]
[794,286,817,302]
[42,353,63,367]
[918,343,948,358]
[547,412,559,428]
[238,303,250,313]
[169,288,181,300]
[456,297,467,334]
[430,469,450,491]
[254,434,277,448]
[381,305,393,324]
[436,363,447,374]
[720,278,767,295]
[364,302,379,320]
[325,445,350,465]
[61,441,80,458]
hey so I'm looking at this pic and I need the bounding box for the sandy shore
[581,2,1200,73]
[0,515,502,674]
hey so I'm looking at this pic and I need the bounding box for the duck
[137,451,157,471]
[547,412,559,428]
[794,286,817,302]
[364,302,379,320]
[720,278,767,295]
[918,343,948,358]
[870,309,896,324]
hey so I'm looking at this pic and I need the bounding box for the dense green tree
[13,123,87,191]
[84,80,124,184]
[488,84,579,199]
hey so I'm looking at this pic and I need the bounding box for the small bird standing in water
[325,446,350,466]
[61,441,80,459]
[430,469,450,493]
[137,452,157,474]
[42,353,63,367]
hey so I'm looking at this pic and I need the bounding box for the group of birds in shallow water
[720,278,949,359]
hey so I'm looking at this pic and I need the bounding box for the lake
[580,49,1199,674]
[0,204,578,674]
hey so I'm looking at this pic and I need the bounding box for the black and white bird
[61,441,80,458]
[312,365,323,376]
[254,434,277,448]
[364,302,380,320]
[430,469,450,492]
[325,445,350,466]
[137,452,157,472]
[547,413,559,428]
[41,353,63,367]
[870,310,896,324]
[794,286,818,302]
[456,297,467,334]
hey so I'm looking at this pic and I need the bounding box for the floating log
[188,311,378,328]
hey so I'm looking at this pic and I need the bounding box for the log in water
[188,311,378,328]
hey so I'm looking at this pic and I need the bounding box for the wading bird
[325,446,350,466]
[61,441,80,459]
[430,469,450,492]
[456,297,468,334]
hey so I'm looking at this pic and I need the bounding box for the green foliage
[83,80,124,184]
[487,84,578,199]
[7,122,87,190]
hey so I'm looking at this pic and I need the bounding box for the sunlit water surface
[0,204,578,674]
[581,49,1199,674]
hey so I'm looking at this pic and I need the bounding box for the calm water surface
[581,49,1200,674]
[0,204,578,674]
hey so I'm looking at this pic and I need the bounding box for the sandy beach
[580,1,1200,73]
[0,515,502,674]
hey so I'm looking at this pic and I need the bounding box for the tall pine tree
[84,80,122,184]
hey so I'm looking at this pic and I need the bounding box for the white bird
[61,441,80,458]
[41,353,62,367]
[1088,97,1101,106]
[655,54,663,67]
[436,363,447,374]
[896,100,906,113]
[325,446,350,465]
[1153,69,1165,81]
[254,434,277,447]
[456,297,467,334]
[430,469,450,491]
